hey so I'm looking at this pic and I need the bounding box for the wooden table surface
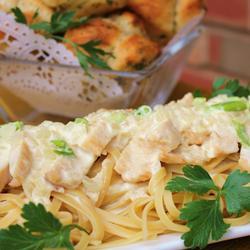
[0,82,249,249]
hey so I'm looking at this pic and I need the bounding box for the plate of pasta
[0,78,250,250]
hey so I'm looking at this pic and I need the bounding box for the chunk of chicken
[82,120,117,156]
[8,134,32,187]
[0,122,20,191]
[0,161,10,192]
[239,147,250,171]
[145,119,181,153]
[162,123,239,165]
[115,120,181,182]
[115,138,161,182]
[45,146,96,189]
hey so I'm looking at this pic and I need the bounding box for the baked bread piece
[175,0,204,31]
[0,0,53,23]
[0,0,18,12]
[127,0,176,40]
[128,0,204,39]
[41,0,128,17]
[17,0,53,22]
[65,11,160,71]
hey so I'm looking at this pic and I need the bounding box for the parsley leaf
[12,8,110,74]
[212,79,250,98]
[51,139,75,156]
[180,199,230,249]
[32,9,39,21]
[0,202,87,250]
[30,11,89,36]
[79,40,111,69]
[193,89,203,98]
[22,203,61,233]
[222,170,250,214]
[166,165,218,195]
[11,7,27,24]
[166,167,250,249]
[193,78,250,99]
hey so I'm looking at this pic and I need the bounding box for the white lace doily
[0,10,203,117]
[0,11,135,117]
[0,11,78,65]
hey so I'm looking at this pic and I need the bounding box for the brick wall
[181,0,250,90]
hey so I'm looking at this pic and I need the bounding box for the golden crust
[42,0,128,17]
[41,0,68,8]
[17,0,53,22]
[65,12,160,71]
[0,0,18,12]
[128,0,176,40]
[175,0,204,31]
[65,18,120,53]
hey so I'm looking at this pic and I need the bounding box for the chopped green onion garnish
[109,112,127,124]
[13,121,24,131]
[233,121,250,147]
[74,117,89,126]
[193,97,206,106]
[210,101,248,112]
[51,139,75,156]
[134,105,152,116]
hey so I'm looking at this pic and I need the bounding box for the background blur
[182,0,250,91]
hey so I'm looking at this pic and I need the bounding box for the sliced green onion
[134,105,152,117]
[210,101,248,112]
[51,139,75,156]
[233,121,250,147]
[13,121,24,131]
[109,112,127,124]
[194,97,206,106]
[74,117,89,126]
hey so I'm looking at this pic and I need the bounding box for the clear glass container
[0,28,201,119]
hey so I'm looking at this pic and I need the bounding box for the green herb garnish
[193,78,250,98]
[233,121,250,147]
[74,117,89,126]
[134,105,152,117]
[193,89,203,98]
[51,139,75,156]
[210,100,248,112]
[108,112,127,124]
[11,8,111,74]
[11,7,27,24]
[166,165,250,249]
[30,11,89,36]
[0,202,87,250]
[12,121,24,131]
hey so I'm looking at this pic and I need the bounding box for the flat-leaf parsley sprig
[11,8,111,74]
[0,202,88,250]
[193,78,250,98]
[166,165,250,249]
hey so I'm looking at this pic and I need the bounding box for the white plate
[111,224,250,250]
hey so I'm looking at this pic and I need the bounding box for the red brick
[205,0,250,29]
